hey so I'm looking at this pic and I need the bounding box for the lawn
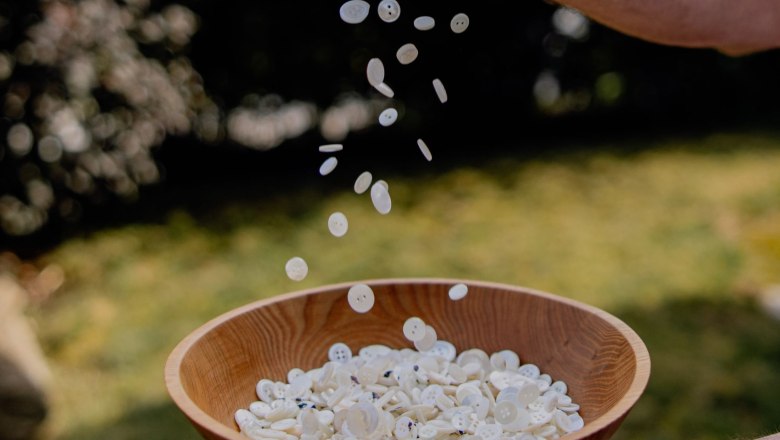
[29,130,780,439]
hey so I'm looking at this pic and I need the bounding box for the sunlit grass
[31,131,780,439]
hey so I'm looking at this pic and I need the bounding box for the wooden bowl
[165,279,650,439]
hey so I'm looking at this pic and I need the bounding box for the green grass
[30,131,780,439]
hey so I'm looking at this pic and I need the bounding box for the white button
[450,13,470,33]
[366,58,385,86]
[377,0,400,23]
[300,409,320,435]
[450,412,469,431]
[516,382,541,406]
[378,108,398,126]
[340,0,370,24]
[286,368,305,384]
[319,156,338,175]
[328,342,352,363]
[475,423,502,440]
[396,43,419,65]
[414,324,437,351]
[374,82,395,98]
[556,411,584,432]
[432,78,448,103]
[286,373,312,399]
[358,344,391,361]
[494,400,519,425]
[403,317,426,341]
[416,138,432,161]
[370,181,392,214]
[319,143,343,153]
[270,418,296,431]
[256,379,275,403]
[527,410,553,429]
[285,257,308,281]
[518,364,540,380]
[348,283,375,313]
[249,401,270,418]
[394,416,414,438]
[420,384,444,405]
[414,16,435,31]
[427,340,456,361]
[469,395,490,420]
[448,283,468,300]
[550,380,568,395]
[346,402,379,436]
[328,212,349,237]
[418,425,438,439]
[354,171,373,194]
[497,349,520,370]
[234,409,257,428]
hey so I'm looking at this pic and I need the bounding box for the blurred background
[0,0,778,439]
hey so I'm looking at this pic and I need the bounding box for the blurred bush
[2,0,779,247]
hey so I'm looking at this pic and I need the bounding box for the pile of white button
[235,322,584,439]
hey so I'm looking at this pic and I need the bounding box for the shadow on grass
[67,296,780,440]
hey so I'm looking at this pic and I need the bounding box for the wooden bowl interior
[168,280,649,440]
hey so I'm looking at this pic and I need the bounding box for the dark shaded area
[0,356,47,440]
[3,0,780,255]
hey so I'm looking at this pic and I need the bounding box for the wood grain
[165,278,651,440]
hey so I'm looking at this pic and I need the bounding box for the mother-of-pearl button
[284,257,308,281]
[403,317,427,341]
[396,43,419,65]
[354,171,373,194]
[328,342,352,363]
[339,0,370,24]
[432,78,448,103]
[377,0,401,23]
[378,108,398,126]
[448,283,468,300]
[413,325,437,351]
[366,58,384,86]
[328,212,348,237]
[450,13,470,33]
[494,400,519,424]
[370,181,392,214]
[347,283,375,313]
[414,16,435,31]
[319,156,338,175]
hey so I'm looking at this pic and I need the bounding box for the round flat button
[432,78,448,103]
[370,181,392,214]
[448,283,468,300]
[396,43,419,65]
[374,82,395,98]
[285,257,308,281]
[403,317,427,341]
[518,363,541,380]
[475,423,502,440]
[328,342,352,363]
[494,401,519,425]
[348,283,375,313]
[414,16,435,31]
[319,143,343,153]
[319,156,338,175]
[328,212,349,237]
[377,0,401,23]
[550,380,568,395]
[414,325,437,351]
[354,171,373,194]
[366,58,385,86]
[340,0,370,24]
[427,340,456,361]
[416,138,432,162]
[450,13,470,33]
[378,108,398,126]
[418,425,438,439]
[394,416,413,438]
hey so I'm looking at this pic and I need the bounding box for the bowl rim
[165,277,651,440]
